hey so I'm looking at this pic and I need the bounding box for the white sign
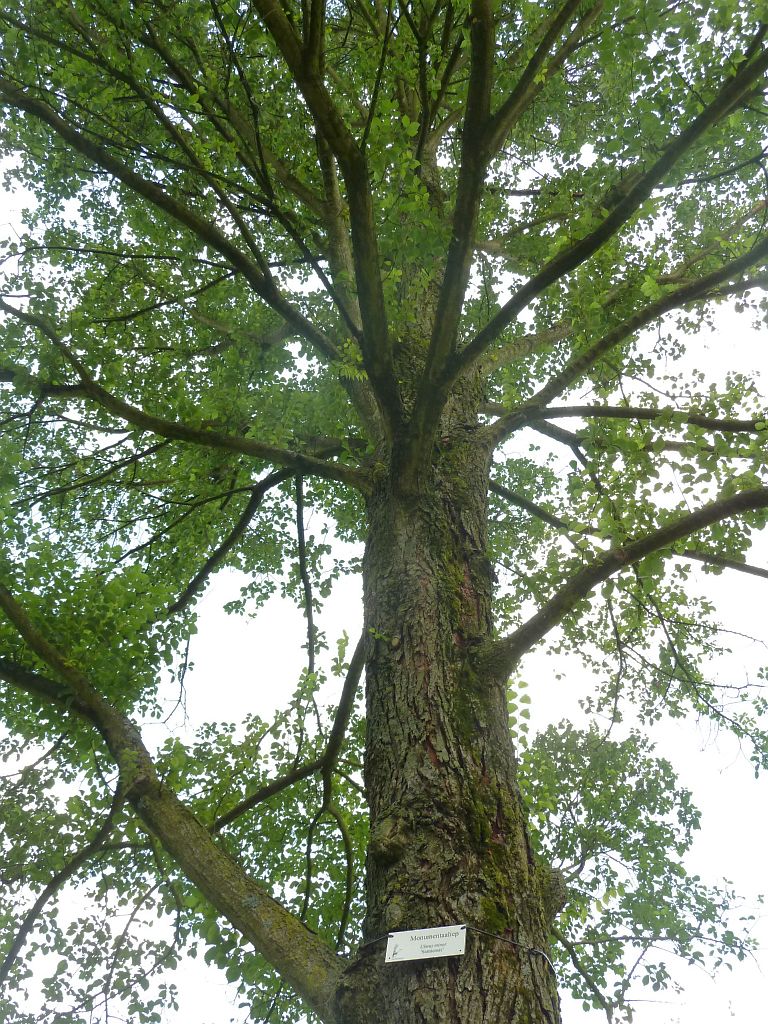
[385,924,466,963]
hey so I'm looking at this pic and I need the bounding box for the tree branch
[250,0,403,437]
[0,363,86,400]
[296,475,318,680]
[489,480,573,532]
[18,441,171,509]
[486,0,589,153]
[0,75,341,366]
[0,787,122,987]
[303,0,326,75]
[484,240,768,446]
[0,589,344,1021]
[552,925,614,1022]
[212,632,365,833]
[422,0,494,363]
[328,804,354,950]
[502,402,768,436]
[491,479,768,580]
[167,469,293,615]
[679,549,768,581]
[528,420,585,456]
[476,485,768,681]
[480,323,572,372]
[405,1,589,478]
[212,757,325,833]
[0,299,369,493]
[321,632,366,805]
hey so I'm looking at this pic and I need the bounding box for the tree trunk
[334,427,561,1023]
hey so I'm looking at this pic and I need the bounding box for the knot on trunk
[369,813,409,866]
[536,863,570,925]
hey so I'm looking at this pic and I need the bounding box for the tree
[0,1,767,1021]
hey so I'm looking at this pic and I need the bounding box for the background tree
[0,1,767,1022]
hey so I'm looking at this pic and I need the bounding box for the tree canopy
[1,1,767,1022]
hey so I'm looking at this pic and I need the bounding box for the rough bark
[333,421,561,1023]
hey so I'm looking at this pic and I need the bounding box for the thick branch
[321,632,366,804]
[480,323,572,372]
[249,0,402,436]
[0,364,85,399]
[404,1,588,480]
[316,136,361,328]
[422,0,495,371]
[529,420,585,455]
[0,589,344,1021]
[477,485,768,681]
